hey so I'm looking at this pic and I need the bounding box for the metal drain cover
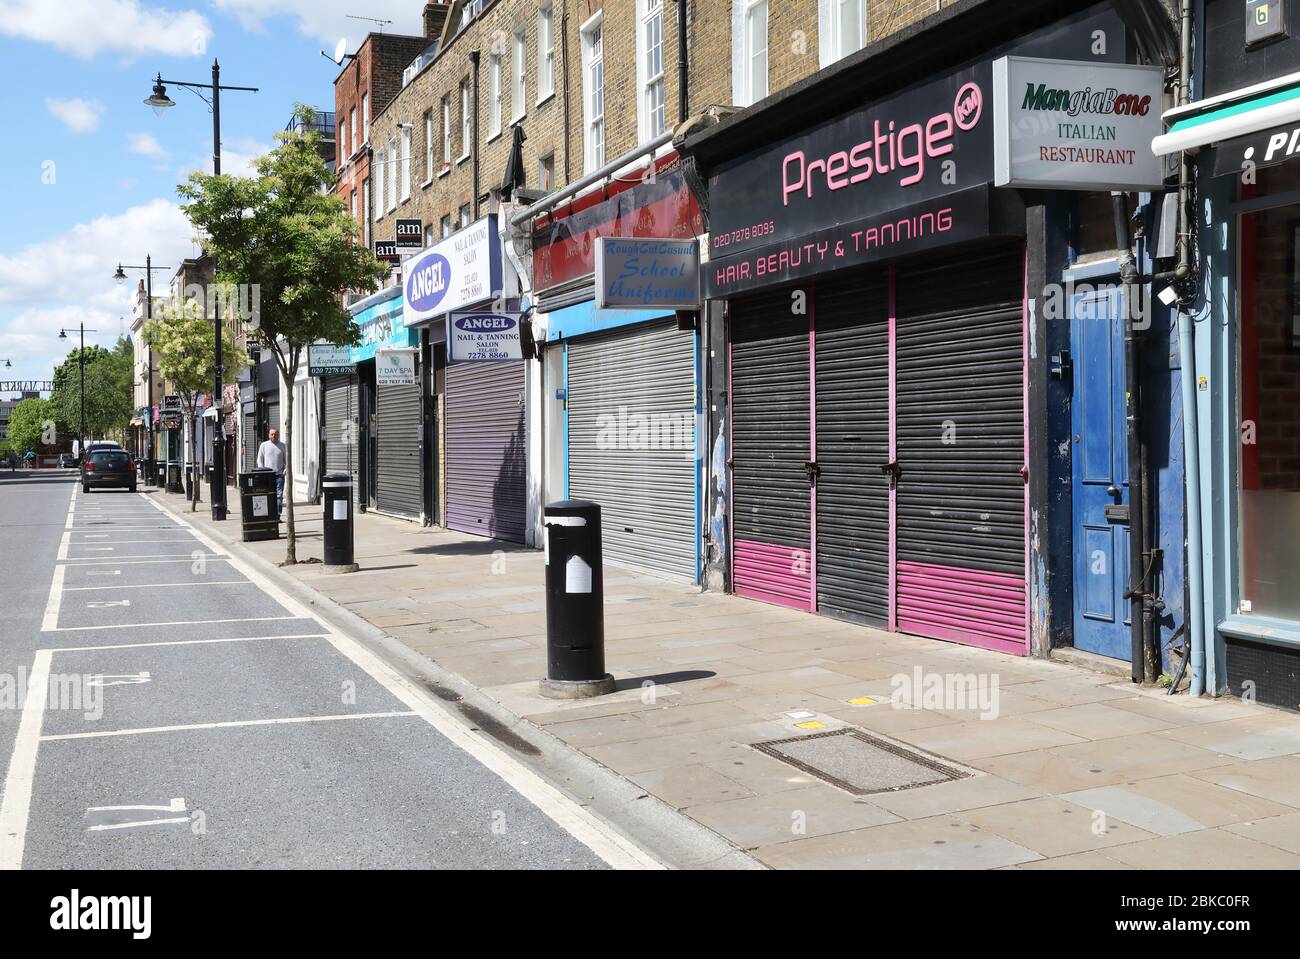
[751,728,969,796]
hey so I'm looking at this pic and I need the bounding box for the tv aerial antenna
[346,14,393,34]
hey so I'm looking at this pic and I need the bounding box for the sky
[0,0,428,398]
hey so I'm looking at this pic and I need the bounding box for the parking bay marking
[86,798,188,833]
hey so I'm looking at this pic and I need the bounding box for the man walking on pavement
[256,427,287,518]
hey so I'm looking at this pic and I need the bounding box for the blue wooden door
[1071,284,1131,660]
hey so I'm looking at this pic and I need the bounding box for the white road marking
[42,711,418,741]
[88,799,185,814]
[49,634,326,653]
[142,493,667,870]
[87,818,189,833]
[43,615,300,633]
[0,650,52,870]
[63,581,247,592]
[86,570,121,577]
[85,673,151,687]
[40,565,65,632]
[55,530,71,561]
[58,555,229,565]
[86,600,131,609]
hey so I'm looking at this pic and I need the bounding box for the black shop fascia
[682,0,1129,295]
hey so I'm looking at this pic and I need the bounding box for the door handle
[1106,485,1121,497]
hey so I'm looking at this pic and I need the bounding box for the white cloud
[127,132,169,159]
[211,0,423,45]
[0,0,212,59]
[0,199,198,387]
[0,199,192,309]
[45,97,104,133]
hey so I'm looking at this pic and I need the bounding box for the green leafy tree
[7,397,58,457]
[146,298,248,511]
[179,104,387,563]
[50,344,133,446]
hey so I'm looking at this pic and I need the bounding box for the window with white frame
[459,203,470,228]
[440,213,452,238]
[423,109,433,180]
[732,0,768,107]
[513,28,527,119]
[387,135,397,210]
[489,51,503,138]
[350,106,357,156]
[350,189,357,223]
[581,15,604,172]
[819,0,865,68]
[400,126,411,200]
[374,150,385,219]
[538,153,555,191]
[340,116,348,161]
[361,92,369,143]
[441,94,452,165]
[459,78,471,160]
[537,4,555,101]
[637,0,665,141]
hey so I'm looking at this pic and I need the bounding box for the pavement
[0,470,755,870]
[164,488,1300,870]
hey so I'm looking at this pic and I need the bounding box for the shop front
[679,2,1162,657]
[402,215,527,543]
[349,287,422,521]
[1150,0,1300,706]
[530,152,707,582]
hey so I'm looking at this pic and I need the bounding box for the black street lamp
[57,324,98,461]
[115,256,170,486]
[145,60,257,521]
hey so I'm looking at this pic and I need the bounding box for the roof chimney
[423,2,449,41]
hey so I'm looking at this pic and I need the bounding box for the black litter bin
[184,464,194,499]
[166,461,182,493]
[239,469,280,542]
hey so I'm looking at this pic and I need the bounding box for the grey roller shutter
[445,361,526,543]
[815,271,890,628]
[242,411,256,473]
[266,399,280,438]
[894,245,1026,649]
[730,288,812,611]
[568,321,697,582]
[375,383,422,519]
[323,375,358,506]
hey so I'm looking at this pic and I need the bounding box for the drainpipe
[1161,0,1205,696]
[1114,191,1147,683]
[470,49,481,218]
[676,0,689,124]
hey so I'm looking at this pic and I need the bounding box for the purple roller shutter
[445,360,526,543]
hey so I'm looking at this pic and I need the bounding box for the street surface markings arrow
[85,798,188,832]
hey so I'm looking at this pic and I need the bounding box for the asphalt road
[0,471,622,869]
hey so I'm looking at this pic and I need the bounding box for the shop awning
[1153,70,1300,156]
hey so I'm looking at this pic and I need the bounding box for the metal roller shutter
[730,288,812,610]
[815,271,890,627]
[445,361,526,543]
[375,383,422,519]
[242,411,256,473]
[894,246,1026,651]
[266,399,280,442]
[568,321,697,582]
[323,375,358,506]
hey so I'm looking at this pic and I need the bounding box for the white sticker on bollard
[333,500,347,521]
[565,556,592,594]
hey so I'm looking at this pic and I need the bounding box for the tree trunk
[188,407,201,511]
[283,379,296,564]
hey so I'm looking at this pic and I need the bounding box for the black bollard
[322,471,358,573]
[539,500,615,699]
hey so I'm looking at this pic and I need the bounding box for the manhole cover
[751,728,969,796]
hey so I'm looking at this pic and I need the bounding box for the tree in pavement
[6,397,58,457]
[179,104,388,564]
[145,298,248,512]
[50,344,133,444]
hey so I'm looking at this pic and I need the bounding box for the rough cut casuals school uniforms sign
[595,237,700,310]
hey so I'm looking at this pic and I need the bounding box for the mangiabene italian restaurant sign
[704,62,995,298]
